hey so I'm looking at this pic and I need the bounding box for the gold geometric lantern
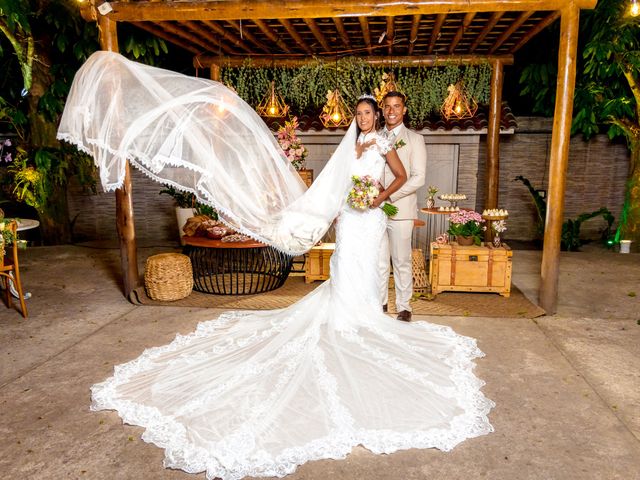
[441,82,478,120]
[256,81,290,118]
[320,88,353,128]
[374,71,403,106]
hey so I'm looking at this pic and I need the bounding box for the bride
[59,52,494,480]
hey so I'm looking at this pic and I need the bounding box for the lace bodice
[352,131,392,181]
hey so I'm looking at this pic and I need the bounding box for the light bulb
[269,106,277,115]
[331,112,342,123]
[631,0,639,16]
[454,103,462,114]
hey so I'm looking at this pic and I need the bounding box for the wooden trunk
[304,242,334,283]
[429,242,512,297]
[298,169,314,188]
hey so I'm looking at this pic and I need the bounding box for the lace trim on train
[91,310,494,480]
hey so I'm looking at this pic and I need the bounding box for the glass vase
[426,196,435,209]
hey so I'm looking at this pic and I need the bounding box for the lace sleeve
[376,134,393,155]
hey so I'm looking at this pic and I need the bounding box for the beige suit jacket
[382,125,427,220]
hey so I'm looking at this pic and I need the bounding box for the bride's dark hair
[355,96,381,138]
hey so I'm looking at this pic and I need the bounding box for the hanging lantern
[441,82,478,120]
[256,81,290,118]
[374,71,403,106]
[320,89,353,128]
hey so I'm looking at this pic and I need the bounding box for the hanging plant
[221,59,492,127]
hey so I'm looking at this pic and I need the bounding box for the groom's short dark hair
[383,91,406,104]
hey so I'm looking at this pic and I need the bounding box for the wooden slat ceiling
[125,10,561,64]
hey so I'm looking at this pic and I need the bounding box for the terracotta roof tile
[263,103,517,133]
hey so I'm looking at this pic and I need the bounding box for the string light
[256,81,290,118]
[630,0,639,16]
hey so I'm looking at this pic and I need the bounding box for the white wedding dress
[90,131,494,480]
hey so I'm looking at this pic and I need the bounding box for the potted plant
[446,210,486,246]
[159,185,217,244]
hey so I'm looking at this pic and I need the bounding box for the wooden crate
[304,243,335,283]
[429,242,512,297]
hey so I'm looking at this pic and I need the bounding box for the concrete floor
[1,243,639,480]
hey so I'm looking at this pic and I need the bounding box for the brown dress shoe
[396,310,412,322]
[382,304,388,313]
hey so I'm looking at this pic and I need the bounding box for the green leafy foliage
[222,60,492,127]
[514,175,615,250]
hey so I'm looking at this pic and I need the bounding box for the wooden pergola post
[98,14,140,298]
[485,59,504,210]
[539,5,580,314]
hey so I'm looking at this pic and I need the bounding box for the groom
[379,92,427,322]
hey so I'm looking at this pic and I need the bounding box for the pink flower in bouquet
[277,117,308,171]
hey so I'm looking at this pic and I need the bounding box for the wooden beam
[408,14,421,55]
[510,11,561,53]
[183,20,238,54]
[358,16,373,55]
[303,18,331,52]
[253,19,292,53]
[485,59,504,211]
[225,20,272,53]
[157,21,220,53]
[386,16,395,55]
[202,20,255,54]
[470,11,503,53]
[428,14,446,54]
[281,18,314,54]
[540,6,580,314]
[210,64,221,81]
[201,53,514,68]
[449,12,475,54]
[131,21,201,54]
[333,17,351,49]
[98,15,140,298]
[489,10,534,54]
[103,0,598,22]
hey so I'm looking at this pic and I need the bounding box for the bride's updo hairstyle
[355,94,381,137]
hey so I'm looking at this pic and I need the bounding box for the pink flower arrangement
[447,209,486,245]
[277,117,308,171]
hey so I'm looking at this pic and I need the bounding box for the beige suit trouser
[379,219,414,312]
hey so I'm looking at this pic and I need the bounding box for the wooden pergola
[79,0,596,314]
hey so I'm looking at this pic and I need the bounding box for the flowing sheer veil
[57,51,358,255]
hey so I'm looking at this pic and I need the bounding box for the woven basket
[144,253,193,301]
[411,249,429,293]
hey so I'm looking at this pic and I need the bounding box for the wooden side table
[304,243,335,283]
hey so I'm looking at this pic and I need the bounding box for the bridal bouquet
[347,175,398,217]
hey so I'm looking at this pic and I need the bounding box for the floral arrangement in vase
[446,210,485,246]
[491,219,507,247]
[425,185,438,209]
[277,117,308,171]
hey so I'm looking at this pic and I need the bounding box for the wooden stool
[411,219,429,293]
[144,253,193,301]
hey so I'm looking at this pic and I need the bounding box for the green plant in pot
[446,210,486,246]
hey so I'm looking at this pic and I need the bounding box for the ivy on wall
[221,58,492,128]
